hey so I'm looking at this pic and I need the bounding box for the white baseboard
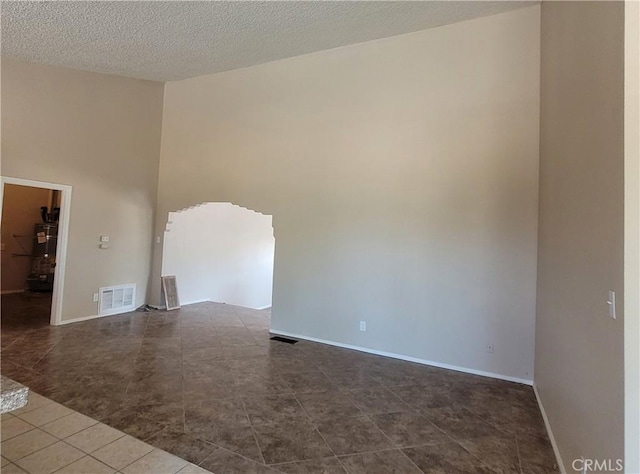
[177,299,272,311]
[533,384,566,474]
[56,299,267,324]
[0,289,25,295]
[180,299,210,306]
[58,306,141,325]
[269,329,533,386]
[58,313,102,325]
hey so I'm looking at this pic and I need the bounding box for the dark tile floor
[1,291,52,330]
[1,295,558,473]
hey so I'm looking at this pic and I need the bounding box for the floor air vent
[270,336,299,344]
[99,284,136,316]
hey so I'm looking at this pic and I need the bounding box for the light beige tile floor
[17,403,75,428]
[64,423,125,454]
[0,392,211,474]
[2,429,57,462]
[41,412,97,439]
[121,449,189,474]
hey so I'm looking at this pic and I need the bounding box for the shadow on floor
[1,292,52,331]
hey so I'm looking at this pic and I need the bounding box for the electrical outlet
[359,321,366,332]
[486,343,494,354]
[93,293,99,303]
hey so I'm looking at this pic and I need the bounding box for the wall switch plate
[99,243,109,249]
[486,343,494,353]
[100,236,109,242]
[93,293,99,303]
[607,290,616,319]
[359,321,366,331]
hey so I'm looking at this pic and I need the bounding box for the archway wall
[161,202,274,309]
[150,6,541,382]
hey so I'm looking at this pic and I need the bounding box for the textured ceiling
[1,1,536,82]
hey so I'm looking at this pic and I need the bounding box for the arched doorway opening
[161,202,274,309]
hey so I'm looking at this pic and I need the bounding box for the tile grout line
[237,396,268,465]
[509,385,530,474]
[424,417,500,472]
[291,392,344,465]
[197,442,262,470]
[115,447,168,474]
[396,447,427,473]
[48,449,114,474]
[0,417,39,443]
[514,432,526,474]
[361,410,427,473]
[13,438,84,473]
[333,454,351,473]
[179,312,187,438]
[268,455,339,470]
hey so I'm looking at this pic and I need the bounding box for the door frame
[625,1,640,471]
[0,176,72,326]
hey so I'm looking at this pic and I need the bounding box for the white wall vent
[99,284,136,316]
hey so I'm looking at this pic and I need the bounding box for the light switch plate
[607,290,616,319]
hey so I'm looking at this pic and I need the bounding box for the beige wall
[1,184,52,292]
[154,6,541,381]
[536,2,625,470]
[1,59,164,321]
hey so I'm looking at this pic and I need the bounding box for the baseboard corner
[533,383,567,474]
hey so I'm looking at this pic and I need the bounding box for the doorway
[0,177,72,326]
[161,202,275,309]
